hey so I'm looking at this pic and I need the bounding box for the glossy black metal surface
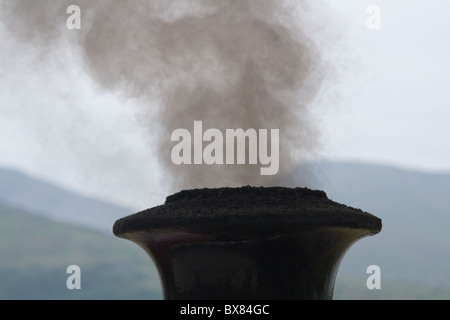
[117,223,377,299]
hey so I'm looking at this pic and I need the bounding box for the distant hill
[0,168,132,233]
[0,202,162,300]
[292,161,450,295]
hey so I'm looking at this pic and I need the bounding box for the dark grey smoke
[1,0,333,192]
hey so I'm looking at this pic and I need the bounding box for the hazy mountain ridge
[0,168,133,233]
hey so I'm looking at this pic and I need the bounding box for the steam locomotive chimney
[113,186,382,300]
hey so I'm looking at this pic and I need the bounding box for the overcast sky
[0,0,449,209]
[321,0,450,172]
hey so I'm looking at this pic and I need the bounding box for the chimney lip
[113,186,382,237]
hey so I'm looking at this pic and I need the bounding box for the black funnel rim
[113,186,382,236]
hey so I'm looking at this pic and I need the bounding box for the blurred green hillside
[0,202,162,300]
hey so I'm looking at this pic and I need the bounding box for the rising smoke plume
[1,0,334,192]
